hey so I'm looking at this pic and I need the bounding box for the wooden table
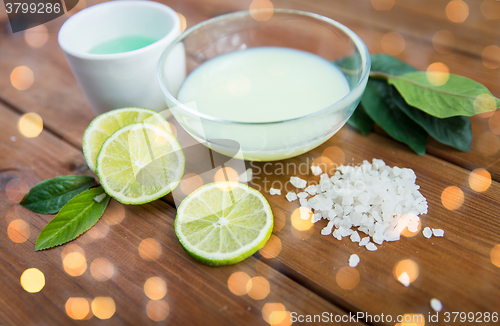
[1,0,499,325]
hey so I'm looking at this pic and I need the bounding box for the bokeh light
[474,94,497,116]
[11,66,34,90]
[290,207,313,231]
[262,303,285,324]
[446,0,469,23]
[441,186,464,210]
[381,32,405,55]
[5,178,29,203]
[91,297,116,319]
[87,220,109,239]
[18,112,43,138]
[62,245,87,277]
[146,300,170,321]
[66,297,92,320]
[336,266,360,290]
[180,173,204,195]
[249,0,274,21]
[102,200,126,225]
[491,244,500,267]
[8,219,30,243]
[432,30,455,54]
[259,235,282,259]
[312,156,334,176]
[426,62,450,86]
[90,258,114,282]
[228,271,251,296]
[482,45,500,69]
[24,25,49,48]
[476,132,500,156]
[371,0,394,10]
[214,167,239,183]
[393,259,419,284]
[177,12,187,33]
[144,277,167,300]
[138,238,162,261]
[322,146,346,168]
[401,215,421,237]
[468,168,491,192]
[480,0,500,20]
[20,268,45,293]
[247,276,270,300]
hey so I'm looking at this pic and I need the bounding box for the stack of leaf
[348,54,500,154]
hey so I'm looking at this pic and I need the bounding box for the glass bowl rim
[157,9,371,126]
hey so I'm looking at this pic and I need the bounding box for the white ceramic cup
[58,1,181,115]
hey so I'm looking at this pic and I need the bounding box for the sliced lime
[96,123,184,205]
[175,182,273,266]
[83,107,171,172]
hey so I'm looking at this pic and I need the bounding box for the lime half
[83,107,171,172]
[175,182,273,266]
[96,123,184,205]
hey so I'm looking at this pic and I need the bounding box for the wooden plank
[0,104,364,325]
[247,126,500,325]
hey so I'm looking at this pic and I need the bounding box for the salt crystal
[349,254,360,267]
[312,213,322,223]
[350,231,360,242]
[269,188,281,195]
[305,185,318,196]
[359,237,370,246]
[398,272,411,287]
[286,192,298,202]
[321,220,335,235]
[339,227,353,237]
[290,176,307,188]
[430,298,443,312]
[297,192,309,199]
[332,229,342,241]
[365,242,378,251]
[423,227,433,239]
[432,228,444,237]
[238,168,253,182]
[299,207,311,220]
[299,198,309,208]
[311,165,323,176]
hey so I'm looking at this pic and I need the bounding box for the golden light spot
[8,219,30,243]
[87,220,109,239]
[214,167,239,188]
[426,62,450,86]
[228,271,251,296]
[262,303,285,324]
[491,244,500,267]
[64,0,87,17]
[249,0,274,21]
[371,0,394,10]
[66,297,92,320]
[432,30,455,54]
[291,207,313,231]
[482,45,500,69]
[446,0,469,23]
[381,31,405,56]
[259,235,282,259]
[102,200,126,225]
[24,25,49,48]
[11,66,34,90]
[20,268,45,293]
[393,259,419,284]
[312,156,334,176]
[336,266,360,290]
[180,173,204,195]
[5,178,29,203]
[18,112,43,138]
[271,311,292,326]
[401,217,421,238]
[139,238,162,261]
[401,313,425,326]
[146,300,170,321]
[322,146,345,168]
[468,168,491,192]
[474,94,497,116]
[90,258,114,281]
[247,276,270,300]
[144,277,167,300]
[91,297,116,319]
[273,210,285,232]
[476,132,500,156]
[441,186,464,210]
[61,244,84,259]
[177,12,187,33]
[480,0,500,20]
[63,252,87,277]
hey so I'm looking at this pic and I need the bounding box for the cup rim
[58,0,180,60]
[158,9,371,126]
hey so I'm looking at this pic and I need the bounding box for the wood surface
[1,0,499,325]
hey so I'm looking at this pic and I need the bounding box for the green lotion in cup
[89,36,159,54]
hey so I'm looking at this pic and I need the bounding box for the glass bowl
[158,9,370,162]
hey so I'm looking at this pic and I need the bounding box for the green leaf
[371,54,417,75]
[35,187,110,251]
[21,175,95,214]
[348,104,374,135]
[361,80,428,155]
[390,87,472,152]
[388,72,500,118]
